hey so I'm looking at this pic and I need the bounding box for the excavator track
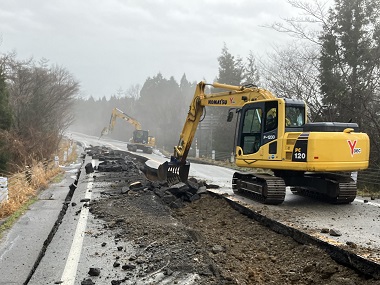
[232,172,286,205]
[289,174,357,204]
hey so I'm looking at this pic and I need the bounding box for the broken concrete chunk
[205,182,220,189]
[113,261,120,267]
[88,267,100,276]
[346,241,357,248]
[85,163,94,174]
[189,193,201,202]
[186,179,200,191]
[81,279,95,285]
[167,183,190,196]
[122,264,136,270]
[162,194,177,204]
[153,188,166,198]
[197,186,208,194]
[329,229,342,236]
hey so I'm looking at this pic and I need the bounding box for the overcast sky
[1,0,307,99]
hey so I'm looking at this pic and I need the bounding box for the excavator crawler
[158,81,370,205]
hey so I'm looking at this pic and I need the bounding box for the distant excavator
[100,108,155,154]
[158,81,370,205]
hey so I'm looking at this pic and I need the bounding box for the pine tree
[208,44,244,159]
[319,0,380,127]
[217,43,244,85]
[243,51,260,86]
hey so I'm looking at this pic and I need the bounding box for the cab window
[241,108,262,154]
[265,106,278,132]
[285,106,305,127]
[242,108,262,133]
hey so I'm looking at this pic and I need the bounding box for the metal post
[195,138,199,158]
[54,155,59,167]
[0,176,8,203]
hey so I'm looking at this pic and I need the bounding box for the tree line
[0,53,79,172]
[72,0,380,166]
[1,0,380,173]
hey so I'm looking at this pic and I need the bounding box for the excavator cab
[236,99,306,156]
[133,130,149,144]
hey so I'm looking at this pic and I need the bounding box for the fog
[1,0,299,99]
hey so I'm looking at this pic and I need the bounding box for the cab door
[237,101,278,155]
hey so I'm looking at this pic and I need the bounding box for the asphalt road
[0,131,379,284]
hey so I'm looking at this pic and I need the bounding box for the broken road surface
[1,144,379,284]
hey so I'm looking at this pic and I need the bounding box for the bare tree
[259,43,323,120]
[1,55,79,167]
[270,0,331,45]
[260,0,333,120]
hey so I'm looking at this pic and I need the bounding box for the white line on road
[60,177,93,285]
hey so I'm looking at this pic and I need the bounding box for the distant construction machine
[100,108,155,154]
[158,81,370,205]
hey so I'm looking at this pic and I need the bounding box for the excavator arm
[174,81,276,163]
[158,81,276,181]
[100,108,142,138]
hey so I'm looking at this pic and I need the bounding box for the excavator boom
[173,81,275,163]
[158,81,277,181]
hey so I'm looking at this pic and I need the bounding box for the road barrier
[0,177,8,204]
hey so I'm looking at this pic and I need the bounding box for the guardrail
[0,160,59,219]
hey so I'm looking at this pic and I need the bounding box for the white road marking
[60,177,93,285]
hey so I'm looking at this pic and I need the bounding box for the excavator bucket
[157,161,190,185]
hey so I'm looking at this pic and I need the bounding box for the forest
[1,0,380,183]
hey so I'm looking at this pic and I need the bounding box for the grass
[357,185,380,199]
[0,196,38,238]
[51,172,65,183]
[0,139,78,233]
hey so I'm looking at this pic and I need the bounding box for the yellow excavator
[100,108,155,154]
[158,81,370,204]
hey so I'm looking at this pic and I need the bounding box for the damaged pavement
[4,145,378,284]
[61,146,379,284]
